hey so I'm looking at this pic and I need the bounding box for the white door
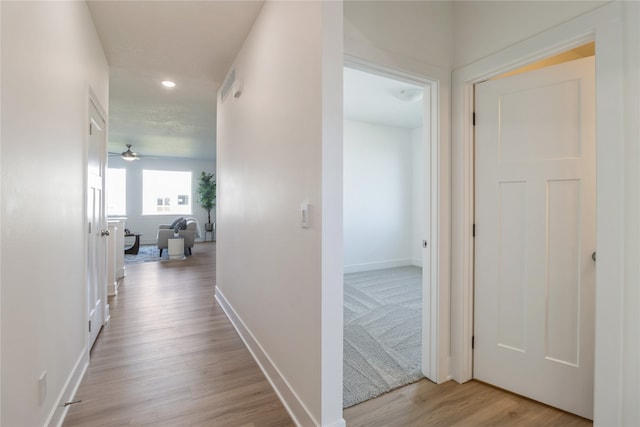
[87,99,107,350]
[474,56,595,419]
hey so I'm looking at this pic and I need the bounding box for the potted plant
[197,171,216,235]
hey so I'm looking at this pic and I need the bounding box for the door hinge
[473,224,476,237]
[472,336,475,349]
[88,320,91,333]
[472,112,476,126]
[423,240,428,248]
[89,122,93,135]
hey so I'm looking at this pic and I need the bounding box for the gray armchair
[157,218,198,256]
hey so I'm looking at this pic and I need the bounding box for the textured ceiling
[87,1,265,160]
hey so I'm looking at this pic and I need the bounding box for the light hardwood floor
[65,242,592,426]
[343,379,591,426]
[64,242,294,427]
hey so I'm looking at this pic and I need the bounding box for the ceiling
[87,1,265,161]
[343,67,424,129]
[87,2,423,162]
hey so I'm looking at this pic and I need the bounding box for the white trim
[49,350,89,427]
[0,3,3,420]
[450,73,475,383]
[344,55,449,384]
[321,3,345,423]
[345,54,435,87]
[344,259,415,274]
[88,86,107,122]
[620,4,640,426]
[450,2,628,424]
[214,288,335,427]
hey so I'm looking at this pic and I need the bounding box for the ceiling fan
[109,144,140,161]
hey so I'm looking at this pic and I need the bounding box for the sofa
[157,217,200,256]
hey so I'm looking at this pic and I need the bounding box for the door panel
[496,180,527,352]
[499,79,581,161]
[474,56,595,419]
[546,179,581,366]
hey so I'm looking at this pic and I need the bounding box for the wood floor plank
[64,242,294,427]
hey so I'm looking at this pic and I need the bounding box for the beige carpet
[343,266,423,408]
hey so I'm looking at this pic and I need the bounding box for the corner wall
[216,2,343,426]
[1,2,109,426]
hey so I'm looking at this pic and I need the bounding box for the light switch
[301,203,310,228]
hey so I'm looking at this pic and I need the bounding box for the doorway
[473,48,595,418]
[342,65,429,407]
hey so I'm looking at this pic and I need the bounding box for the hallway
[64,242,293,426]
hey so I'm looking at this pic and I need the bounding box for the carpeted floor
[343,266,423,408]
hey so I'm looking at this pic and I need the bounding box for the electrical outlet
[38,371,47,406]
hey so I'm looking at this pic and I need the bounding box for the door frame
[451,2,631,424]
[85,87,108,356]
[344,55,448,383]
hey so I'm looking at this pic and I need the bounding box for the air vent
[220,69,236,103]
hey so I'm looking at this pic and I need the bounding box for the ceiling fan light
[394,88,423,103]
[121,144,139,161]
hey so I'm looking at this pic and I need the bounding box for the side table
[124,233,142,255]
[168,237,185,260]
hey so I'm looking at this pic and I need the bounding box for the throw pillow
[174,219,187,233]
[169,217,184,229]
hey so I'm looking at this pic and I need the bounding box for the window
[142,170,192,215]
[106,168,126,216]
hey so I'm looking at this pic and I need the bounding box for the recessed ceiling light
[161,80,176,88]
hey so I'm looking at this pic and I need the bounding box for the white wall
[452,1,610,68]
[344,120,423,273]
[108,156,216,245]
[216,2,343,426]
[0,2,109,426]
[344,0,453,72]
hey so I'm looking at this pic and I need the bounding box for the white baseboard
[344,258,413,274]
[215,288,321,427]
[107,279,118,297]
[48,349,89,427]
[411,258,423,267]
